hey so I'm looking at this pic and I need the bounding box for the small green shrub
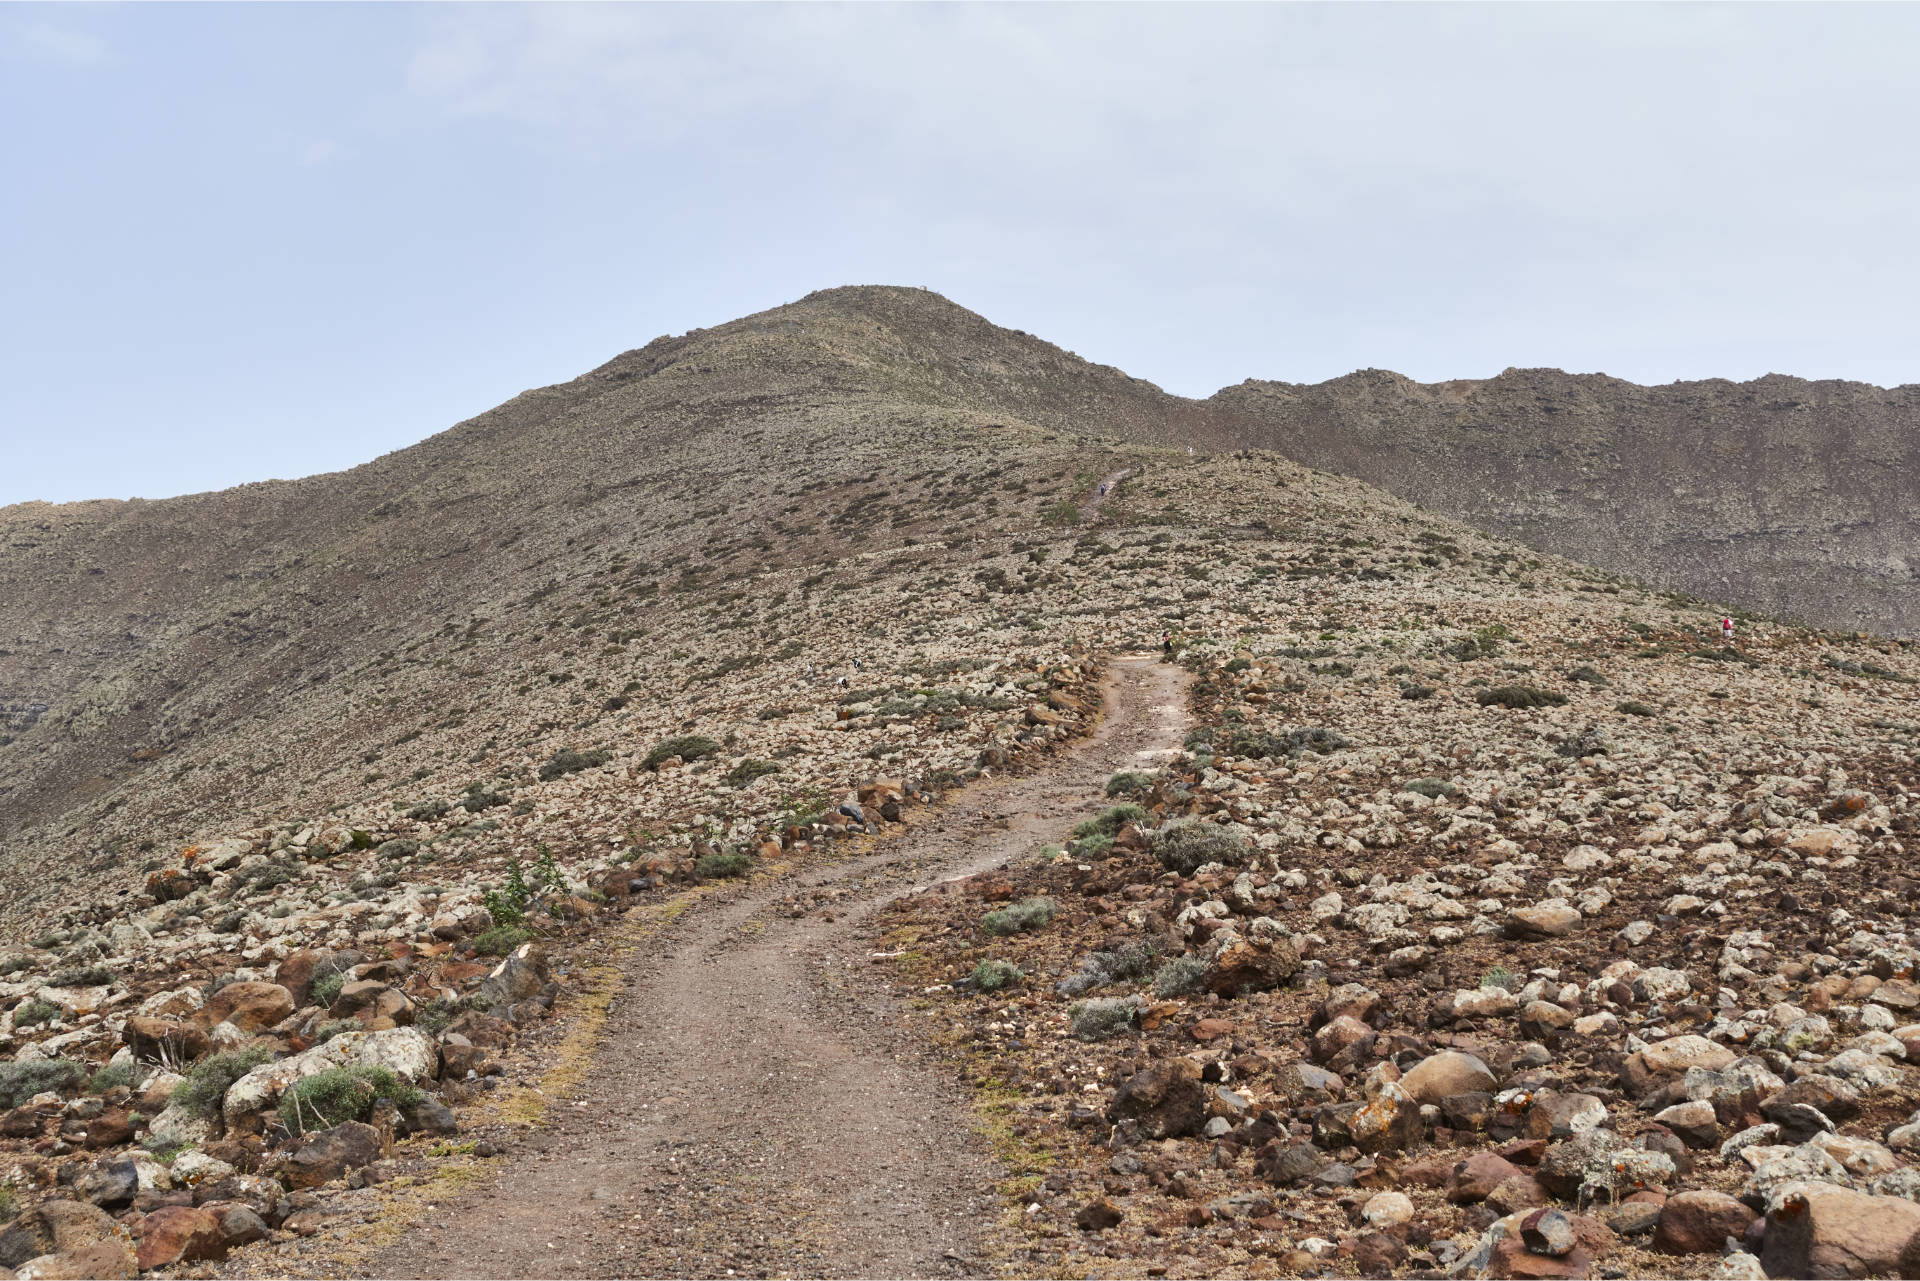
[1403,777,1458,799]
[1480,965,1521,992]
[538,748,611,781]
[723,759,782,789]
[87,1061,144,1094]
[0,955,33,977]
[0,1058,84,1108]
[1069,998,1138,1041]
[1073,804,1146,841]
[1104,771,1153,798]
[375,838,419,860]
[12,1000,60,1029]
[471,925,533,957]
[310,973,346,1010]
[407,799,451,822]
[1475,685,1567,709]
[278,1064,422,1136]
[170,1047,271,1117]
[1616,700,1658,717]
[1058,942,1158,996]
[1566,665,1610,686]
[1152,954,1209,997]
[970,959,1025,991]
[981,897,1056,936]
[1400,683,1437,700]
[694,852,752,880]
[643,736,720,770]
[483,855,533,927]
[1153,820,1250,875]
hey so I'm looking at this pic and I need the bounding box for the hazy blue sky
[6,4,1920,505]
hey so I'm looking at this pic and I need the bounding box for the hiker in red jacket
[1721,616,1735,646]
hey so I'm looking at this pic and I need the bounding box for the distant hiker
[1161,630,1173,658]
[1098,482,1108,497]
[1721,616,1735,645]
[1186,445,1194,456]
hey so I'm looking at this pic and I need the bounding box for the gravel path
[379,655,1192,1279]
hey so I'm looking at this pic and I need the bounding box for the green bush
[1616,700,1658,717]
[1403,777,1458,799]
[1480,965,1521,992]
[170,1047,271,1117]
[1104,771,1153,798]
[694,852,752,880]
[1566,665,1610,686]
[278,1065,422,1136]
[0,955,33,977]
[722,759,782,789]
[1220,726,1349,759]
[471,926,533,957]
[1153,820,1250,875]
[1475,685,1567,709]
[1151,954,1209,997]
[538,748,611,782]
[1073,804,1146,841]
[483,855,533,928]
[375,838,419,860]
[1069,998,1138,1041]
[643,736,720,770]
[981,897,1056,936]
[1058,943,1158,996]
[12,1000,60,1029]
[407,799,451,822]
[0,1058,84,1108]
[87,1061,144,1094]
[970,959,1025,991]
[311,973,346,1010]
[313,1019,361,1045]
[1399,683,1437,700]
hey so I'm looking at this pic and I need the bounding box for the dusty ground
[374,655,1191,1279]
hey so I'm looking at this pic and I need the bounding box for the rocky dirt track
[378,656,1191,1279]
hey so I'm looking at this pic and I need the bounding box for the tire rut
[380,655,1191,1279]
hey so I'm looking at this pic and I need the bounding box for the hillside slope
[1211,368,1920,636]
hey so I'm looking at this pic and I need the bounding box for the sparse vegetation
[643,736,720,770]
[278,1064,422,1136]
[981,897,1056,936]
[694,851,752,880]
[170,1047,272,1117]
[538,748,611,781]
[970,959,1025,991]
[1069,997,1138,1041]
[0,1058,84,1108]
[1475,684,1566,708]
[1153,820,1249,875]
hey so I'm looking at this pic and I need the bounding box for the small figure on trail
[1186,445,1194,456]
[1098,482,1108,497]
[1721,616,1736,646]
[1161,630,1174,658]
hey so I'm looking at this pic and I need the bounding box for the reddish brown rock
[134,1206,226,1271]
[1108,1060,1206,1140]
[1447,1152,1526,1204]
[122,1016,210,1064]
[194,981,294,1034]
[1654,1189,1757,1256]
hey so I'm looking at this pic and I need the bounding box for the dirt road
[380,655,1191,1279]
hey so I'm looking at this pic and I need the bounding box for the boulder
[1639,1035,1736,1075]
[1652,1099,1720,1148]
[1351,1079,1423,1154]
[1204,939,1298,998]
[474,943,550,1013]
[1507,902,1583,939]
[1654,1189,1757,1255]
[1401,1050,1497,1104]
[121,1017,209,1064]
[280,1121,383,1190]
[1761,1183,1920,1279]
[133,1206,226,1271]
[0,1201,135,1273]
[194,982,294,1034]
[222,1026,438,1127]
[1108,1060,1206,1139]
[1448,1152,1527,1204]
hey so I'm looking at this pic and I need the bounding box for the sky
[5,3,1920,506]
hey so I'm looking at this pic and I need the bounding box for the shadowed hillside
[1211,368,1919,636]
